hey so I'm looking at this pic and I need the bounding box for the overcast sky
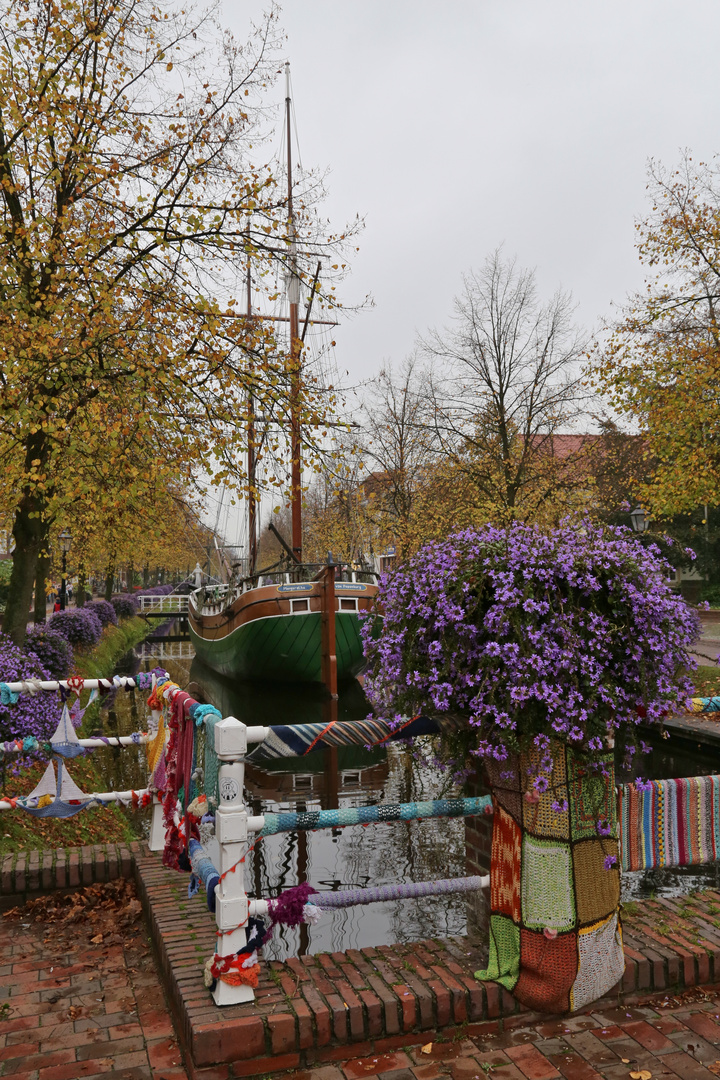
[218,0,720,391]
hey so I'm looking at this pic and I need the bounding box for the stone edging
[0,840,148,906]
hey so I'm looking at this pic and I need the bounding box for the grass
[76,615,151,737]
[688,667,720,699]
[0,614,152,857]
[0,755,136,856]
[74,614,149,680]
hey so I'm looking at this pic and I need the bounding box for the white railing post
[212,717,253,1005]
[149,796,165,851]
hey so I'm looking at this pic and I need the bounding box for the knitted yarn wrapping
[202,711,222,809]
[267,882,314,928]
[306,876,486,909]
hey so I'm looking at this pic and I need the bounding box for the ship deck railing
[190,566,379,618]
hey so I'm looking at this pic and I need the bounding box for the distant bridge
[137,595,189,618]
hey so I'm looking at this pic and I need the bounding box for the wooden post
[321,564,337,698]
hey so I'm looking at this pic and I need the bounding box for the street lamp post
[630,507,649,534]
[59,530,72,610]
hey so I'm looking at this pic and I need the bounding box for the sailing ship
[188,64,379,685]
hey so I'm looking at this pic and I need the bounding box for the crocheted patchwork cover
[619,774,720,871]
[476,745,622,1013]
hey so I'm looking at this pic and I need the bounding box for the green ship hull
[189,609,369,684]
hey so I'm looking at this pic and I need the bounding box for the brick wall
[0,840,149,907]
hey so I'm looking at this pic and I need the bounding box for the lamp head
[630,507,648,534]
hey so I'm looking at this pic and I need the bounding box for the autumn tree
[421,251,589,525]
[0,0,355,643]
[593,154,720,517]
[357,358,436,558]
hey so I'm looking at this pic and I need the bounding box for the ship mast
[285,61,303,563]
[245,225,257,577]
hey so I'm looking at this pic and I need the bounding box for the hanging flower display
[363,520,699,1014]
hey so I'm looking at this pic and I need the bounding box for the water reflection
[97,629,469,960]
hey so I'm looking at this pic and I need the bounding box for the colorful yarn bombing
[188,837,220,910]
[689,697,720,713]
[18,758,89,818]
[203,917,266,990]
[477,745,624,1014]
[619,775,720,871]
[0,683,19,705]
[305,876,486,911]
[259,795,492,837]
[246,714,439,761]
[145,713,167,791]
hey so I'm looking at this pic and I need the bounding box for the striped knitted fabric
[689,697,720,713]
[619,775,720,871]
[246,715,439,761]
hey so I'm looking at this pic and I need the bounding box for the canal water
[93,621,720,959]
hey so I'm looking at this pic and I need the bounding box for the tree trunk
[143,564,150,588]
[477,743,623,1013]
[76,570,87,608]
[104,564,115,602]
[33,547,50,625]
[4,485,47,645]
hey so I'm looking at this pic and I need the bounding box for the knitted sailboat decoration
[49,703,85,758]
[20,759,89,818]
[19,704,89,817]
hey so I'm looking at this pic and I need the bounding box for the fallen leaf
[707,1064,720,1077]
[421,1043,433,1054]
[630,1071,652,1080]
[90,934,103,944]
[622,1060,630,1064]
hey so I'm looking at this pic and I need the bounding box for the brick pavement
[8,848,720,1079]
[282,991,720,1080]
[135,849,720,1077]
[0,877,189,1080]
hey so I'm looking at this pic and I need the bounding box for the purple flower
[85,600,118,627]
[603,855,617,870]
[24,627,73,680]
[362,519,698,765]
[110,594,139,619]
[48,608,102,647]
[597,819,612,836]
[0,633,61,751]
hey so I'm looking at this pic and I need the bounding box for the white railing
[138,595,189,614]
[0,673,169,851]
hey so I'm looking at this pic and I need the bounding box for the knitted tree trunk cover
[475,743,624,1013]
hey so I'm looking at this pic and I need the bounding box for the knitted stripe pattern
[258,795,492,836]
[618,774,720,870]
[246,715,440,761]
[476,743,623,1014]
